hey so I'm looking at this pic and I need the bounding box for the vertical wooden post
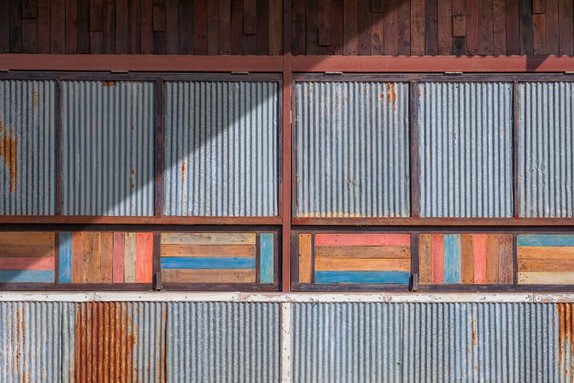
[282,0,292,292]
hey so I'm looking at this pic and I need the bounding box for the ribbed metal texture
[518,82,574,217]
[163,81,279,216]
[61,81,155,216]
[418,82,513,217]
[295,81,410,217]
[167,302,279,383]
[0,80,56,215]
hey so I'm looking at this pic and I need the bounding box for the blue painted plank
[160,257,256,270]
[259,233,274,284]
[517,235,574,247]
[314,271,411,284]
[58,232,72,283]
[0,270,54,283]
[444,234,461,284]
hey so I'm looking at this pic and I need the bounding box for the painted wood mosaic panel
[518,235,574,284]
[58,232,153,283]
[298,233,411,284]
[418,234,514,285]
[0,232,55,283]
[160,232,275,284]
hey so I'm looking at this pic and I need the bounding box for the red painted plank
[410,0,425,55]
[437,0,452,54]
[473,234,487,284]
[112,233,125,283]
[0,257,54,270]
[136,233,153,283]
[431,234,444,284]
[546,0,559,54]
[505,0,519,54]
[452,0,465,37]
[315,234,411,247]
[533,14,546,54]
[269,0,282,54]
[384,0,399,55]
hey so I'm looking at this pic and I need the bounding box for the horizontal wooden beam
[0,216,282,225]
[292,217,574,227]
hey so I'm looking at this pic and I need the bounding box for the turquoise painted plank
[161,257,256,270]
[314,271,410,284]
[0,270,54,283]
[444,234,461,284]
[58,232,72,283]
[517,235,574,247]
[259,233,274,284]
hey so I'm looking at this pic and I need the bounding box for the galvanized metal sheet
[163,81,279,217]
[418,82,513,217]
[295,81,410,217]
[60,80,155,216]
[518,82,574,217]
[166,302,280,383]
[0,80,56,215]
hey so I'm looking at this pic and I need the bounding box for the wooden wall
[0,1,572,55]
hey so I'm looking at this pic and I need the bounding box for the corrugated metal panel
[518,82,574,217]
[418,82,513,217]
[167,302,280,383]
[295,81,410,217]
[163,81,278,217]
[61,80,155,216]
[0,80,56,215]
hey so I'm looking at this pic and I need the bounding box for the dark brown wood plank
[244,0,256,35]
[153,31,166,53]
[506,0,519,54]
[165,0,178,54]
[231,0,243,53]
[178,0,193,54]
[207,0,219,54]
[244,32,257,53]
[410,0,425,54]
[115,0,128,53]
[0,0,9,53]
[90,0,103,31]
[318,0,331,49]
[76,0,89,53]
[192,0,207,54]
[141,0,153,54]
[453,36,466,54]
[533,0,545,13]
[466,0,479,54]
[384,0,399,55]
[343,0,358,54]
[546,0,559,53]
[532,13,546,54]
[103,0,116,53]
[50,0,65,53]
[218,0,231,54]
[257,0,270,54]
[22,0,37,18]
[292,0,306,54]
[90,31,103,53]
[357,0,371,54]
[306,0,319,54]
[397,0,411,55]
[452,0,465,37]
[9,0,22,52]
[22,19,37,53]
[479,0,493,54]
[65,0,78,53]
[437,0,452,54]
[370,6,384,54]
[269,0,282,54]
[371,0,383,13]
[519,0,533,54]
[425,0,438,55]
[559,0,573,55]
[493,0,506,55]
[153,4,166,31]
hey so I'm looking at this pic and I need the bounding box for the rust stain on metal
[0,123,18,192]
[130,169,136,191]
[386,83,397,109]
[180,161,186,180]
[471,318,477,346]
[32,89,39,111]
[74,302,136,383]
[102,81,117,87]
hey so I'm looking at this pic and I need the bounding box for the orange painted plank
[431,234,444,284]
[136,233,153,283]
[498,235,514,284]
[112,233,125,283]
[518,246,574,259]
[0,257,54,270]
[160,244,256,257]
[0,244,55,257]
[0,232,55,245]
[298,234,313,284]
[473,234,487,284]
[461,234,474,284]
[100,232,113,283]
[519,259,574,272]
[162,269,256,283]
[315,245,411,258]
[315,234,410,247]
[418,234,432,284]
[486,235,500,284]
[72,232,83,283]
[315,257,411,272]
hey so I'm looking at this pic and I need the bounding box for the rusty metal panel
[60,80,155,216]
[518,82,574,217]
[167,302,279,383]
[418,82,513,217]
[0,80,56,215]
[163,81,279,217]
[295,81,410,217]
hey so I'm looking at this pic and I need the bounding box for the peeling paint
[0,125,18,192]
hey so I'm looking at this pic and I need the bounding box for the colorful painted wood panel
[518,235,574,284]
[0,232,55,283]
[418,234,514,285]
[160,232,275,284]
[59,232,153,284]
[298,233,411,285]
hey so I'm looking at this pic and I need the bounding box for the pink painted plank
[0,257,55,270]
[431,234,444,284]
[315,234,411,247]
[135,233,153,283]
[112,232,125,283]
[473,234,487,284]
